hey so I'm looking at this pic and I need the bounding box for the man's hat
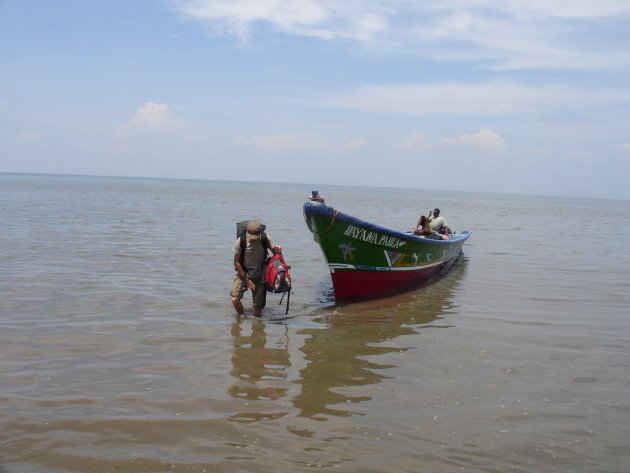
[434,208,440,214]
[246,221,262,240]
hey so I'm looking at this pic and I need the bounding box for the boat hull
[303,200,471,301]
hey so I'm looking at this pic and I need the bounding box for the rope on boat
[303,208,339,235]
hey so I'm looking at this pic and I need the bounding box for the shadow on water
[226,257,469,423]
[292,257,468,420]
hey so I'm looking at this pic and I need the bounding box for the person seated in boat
[413,215,432,236]
[428,208,449,236]
[413,215,444,239]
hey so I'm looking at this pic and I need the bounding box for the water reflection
[293,258,468,420]
[228,319,291,422]
[225,260,468,423]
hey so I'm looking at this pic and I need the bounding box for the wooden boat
[303,198,471,301]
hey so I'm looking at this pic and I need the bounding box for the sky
[1,0,629,200]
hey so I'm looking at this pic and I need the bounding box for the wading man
[231,221,281,317]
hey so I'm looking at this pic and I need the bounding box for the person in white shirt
[428,208,449,235]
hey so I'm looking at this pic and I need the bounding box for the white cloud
[169,0,630,70]
[409,2,630,70]
[615,143,630,156]
[128,102,182,129]
[443,128,507,151]
[16,130,44,144]
[562,149,603,164]
[467,0,630,20]
[313,82,630,117]
[170,0,387,43]
[236,131,367,152]
[398,133,426,150]
[345,137,370,150]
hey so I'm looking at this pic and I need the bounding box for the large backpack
[236,220,270,268]
[264,252,292,314]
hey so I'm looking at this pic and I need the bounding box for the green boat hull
[303,200,471,300]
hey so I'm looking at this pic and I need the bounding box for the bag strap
[279,291,290,315]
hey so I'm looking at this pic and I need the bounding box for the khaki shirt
[233,236,274,279]
[428,216,448,233]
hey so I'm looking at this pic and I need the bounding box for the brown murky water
[1,174,629,472]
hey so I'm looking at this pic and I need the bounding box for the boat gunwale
[303,200,471,246]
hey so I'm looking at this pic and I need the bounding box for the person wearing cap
[231,221,282,317]
[427,208,449,236]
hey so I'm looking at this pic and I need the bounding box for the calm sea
[1,173,629,473]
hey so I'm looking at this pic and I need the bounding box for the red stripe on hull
[331,260,452,300]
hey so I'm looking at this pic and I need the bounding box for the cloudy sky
[1,0,629,199]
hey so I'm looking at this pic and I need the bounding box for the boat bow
[303,199,471,300]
